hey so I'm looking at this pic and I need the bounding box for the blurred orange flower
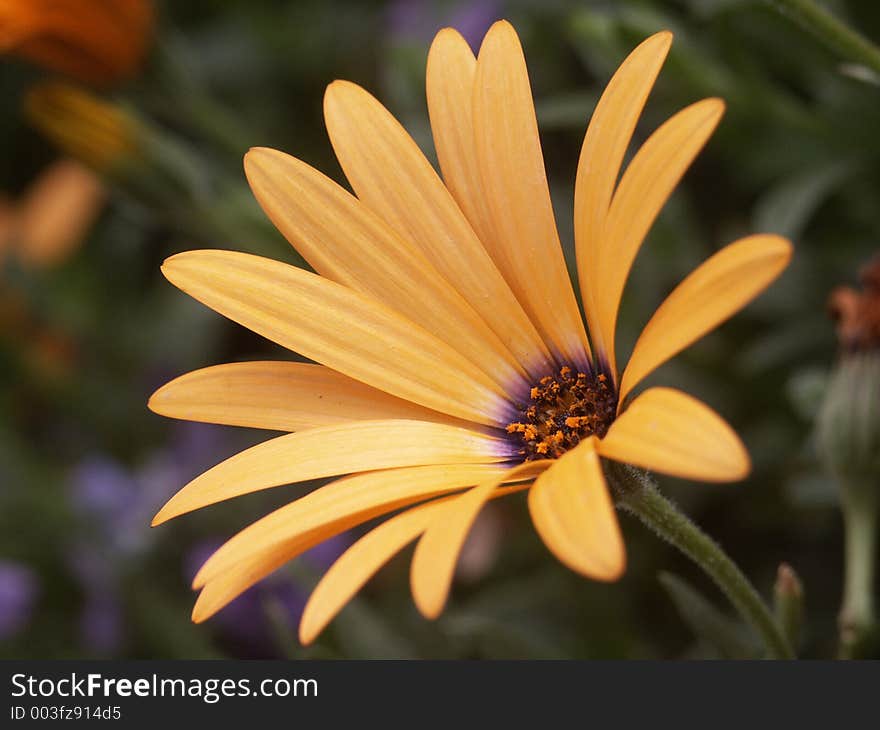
[0,158,105,268]
[24,83,141,173]
[0,0,154,85]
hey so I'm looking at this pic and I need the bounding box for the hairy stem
[607,463,794,659]
[839,489,877,659]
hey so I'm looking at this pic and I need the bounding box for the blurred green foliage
[2,0,879,659]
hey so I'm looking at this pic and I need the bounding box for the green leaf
[659,572,758,659]
[753,159,857,239]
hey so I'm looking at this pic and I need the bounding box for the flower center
[506,366,617,460]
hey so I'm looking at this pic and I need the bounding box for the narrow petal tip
[700,96,727,117]
[727,439,752,482]
[246,145,273,156]
[159,253,179,273]
[606,554,627,582]
[146,382,171,417]
[323,80,368,123]
[243,146,269,170]
[191,598,210,624]
[151,495,184,526]
[478,18,518,55]
[298,616,318,646]
[324,78,359,100]
[587,548,627,583]
[489,18,515,32]
[651,29,674,48]
[243,147,285,190]
[412,586,444,621]
[192,565,209,590]
[767,233,795,261]
[630,30,673,61]
[432,26,467,44]
[146,391,161,415]
[159,250,198,281]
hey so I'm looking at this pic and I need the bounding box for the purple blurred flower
[67,544,112,589]
[387,0,501,48]
[169,421,227,477]
[300,534,351,571]
[387,0,428,41]
[69,456,147,555]
[184,539,300,654]
[448,0,500,48]
[67,544,124,654]
[68,422,227,558]
[80,591,123,655]
[184,539,223,585]
[0,561,39,640]
[69,457,137,524]
[64,422,230,654]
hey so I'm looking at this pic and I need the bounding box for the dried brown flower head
[829,254,880,351]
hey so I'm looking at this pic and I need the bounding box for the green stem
[839,489,877,658]
[607,463,794,659]
[766,0,880,75]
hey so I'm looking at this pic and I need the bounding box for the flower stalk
[838,486,877,659]
[821,258,880,658]
[607,462,795,659]
[767,0,880,76]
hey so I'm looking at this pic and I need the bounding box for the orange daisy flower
[0,0,153,86]
[149,22,792,644]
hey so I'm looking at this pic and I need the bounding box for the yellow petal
[599,387,750,482]
[299,499,449,645]
[149,361,468,432]
[592,98,725,376]
[191,462,537,623]
[244,147,527,391]
[473,20,591,370]
[193,547,293,624]
[161,249,512,425]
[192,463,511,589]
[426,28,495,255]
[152,419,512,525]
[574,31,672,367]
[410,460,549,619]
[619,234,793,401]
[324,79,553,381]
[528,437,625,580]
